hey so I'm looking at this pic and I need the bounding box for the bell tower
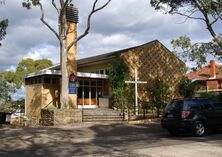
[66,4,79,108]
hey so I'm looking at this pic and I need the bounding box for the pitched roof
[25,40,182,78]
[187,63,222,81]
[50,40,169,70]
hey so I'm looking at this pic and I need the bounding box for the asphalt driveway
[0,122,222,157]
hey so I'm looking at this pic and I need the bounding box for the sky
[0,0,219,99]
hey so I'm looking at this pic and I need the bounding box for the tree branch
[52,0,59,14]
[210,16,219,26]
[59,0,64,7]
[174,11,206,22]
[39,3,59,40]
[60,0,70,19]
[215,9,222,21]
[67,0,111,51]
[194,0,222,49]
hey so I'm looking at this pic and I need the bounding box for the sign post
[125,68,147,115]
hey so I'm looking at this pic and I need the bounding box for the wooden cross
[125,68,147,115]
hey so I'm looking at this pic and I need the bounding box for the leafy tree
[22,0,112,108]
[148,77,171,117]
[109,58,129,89]
[3,58,53,89]
[0,58,51,111]
[150,0,222,66]
[151,0,222,47]
[171,36,221,67]
[108,59,130,113]
[0,19,8,46]
[10,98,25,112]
[178,77,198,98]
[0,75,15,112]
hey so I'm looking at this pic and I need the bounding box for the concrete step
[83,116,123,120]
[83,109,122,115]
[83,119,124,122]
[83,116,124,122]
[82,108,124,122]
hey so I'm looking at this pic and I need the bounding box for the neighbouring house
[24,40,186,119]
[187,60,222,94]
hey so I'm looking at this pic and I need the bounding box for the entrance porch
[77,78,110,109]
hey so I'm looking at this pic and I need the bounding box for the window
[188,103,201,111]
[203,103,214,111]
[100,70,104,74]
[105,69,109,75]
[213,102,222,110]
[84,80,89,86]
[79,80,83,85]
[165,100,183,112]
[90,69,109,75]
[44,77,51,84]
[97,80,103,86]
[84,87,89,98]
[78,87,83,98]
[30,78,34,84]
[91,80,96,86]
[38,78,42,84]
[97,87,103,98]
[52,78,59,84]
[34,78,38,84]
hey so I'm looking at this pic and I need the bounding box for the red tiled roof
[186,64,222,81]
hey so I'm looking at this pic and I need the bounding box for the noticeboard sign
[69,82,77,94]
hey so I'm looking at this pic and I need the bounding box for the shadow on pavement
[0,123,222,157]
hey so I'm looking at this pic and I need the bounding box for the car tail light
[182,111,190,118]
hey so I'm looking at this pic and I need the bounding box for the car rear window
[183,100,202,111]
[165,100,183,112]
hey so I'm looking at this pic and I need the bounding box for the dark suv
[161,98,222,136]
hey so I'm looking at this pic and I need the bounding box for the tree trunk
[59,9,69,109]
[60,38,69,109]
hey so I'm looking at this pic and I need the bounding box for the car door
[211,100,222,127]
[202,99,217,127]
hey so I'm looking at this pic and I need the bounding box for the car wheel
[168,129,180,136]
[194,121,205,136]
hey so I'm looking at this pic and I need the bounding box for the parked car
[161,98,222,136]
[0,112,11,124]
[11,109,27,120]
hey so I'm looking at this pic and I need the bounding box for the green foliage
[109,58,129,89]
[150,0,222,15]
[12,98,25,110]
[0,19,8,46]
[108,59,130,109]
[3,58,53,89]
[0,75,15,112]
[151,0,222,67]
[148,77,171,117]
[22,0,41,9]
[200,91,218,98]
[178,77,198,98]
[171,36,222,67]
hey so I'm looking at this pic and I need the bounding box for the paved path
[0,122,222,157]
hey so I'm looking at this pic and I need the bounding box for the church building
[24,40,186,119]
[24,4,186,120]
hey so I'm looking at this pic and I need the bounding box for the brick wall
[207,80,219,90]
[40,109,82,126]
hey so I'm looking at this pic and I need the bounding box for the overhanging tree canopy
[150,0,222,66]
